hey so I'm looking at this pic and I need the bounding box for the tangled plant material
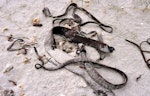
[3,3,129,96]
[33,3,127,96]
[126,38,150,69]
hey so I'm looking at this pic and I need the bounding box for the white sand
[0,0,150,96]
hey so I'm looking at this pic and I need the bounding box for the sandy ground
[0,0,150,96]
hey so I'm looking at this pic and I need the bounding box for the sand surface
[0,0,150,96]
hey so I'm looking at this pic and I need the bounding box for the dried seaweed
[3,89,15,96]
[35,40,127,96]
[3,3,129,96]
[126,39,150,68]
[43,3,113,33]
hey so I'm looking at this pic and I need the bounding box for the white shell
[59,94,66,96]
[77,79,87,88]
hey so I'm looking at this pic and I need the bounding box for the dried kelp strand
[126,39,150,68]
[7,39,24,51]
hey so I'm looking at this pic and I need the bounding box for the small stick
[8,80,17,86]
[136,74,143,82]
[33,23,43,27]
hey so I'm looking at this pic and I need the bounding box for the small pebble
[140,23,144,25]
[33,18,40,24]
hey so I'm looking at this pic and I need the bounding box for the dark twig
[33,23,43,27]
[136,74,143,82]
[8,80,17,86]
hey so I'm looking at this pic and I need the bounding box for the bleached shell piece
[77,79,87,88]
[29,36,37,43]
[3,65,13,73]
[63,24,72,29]
[59,94,66,96]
